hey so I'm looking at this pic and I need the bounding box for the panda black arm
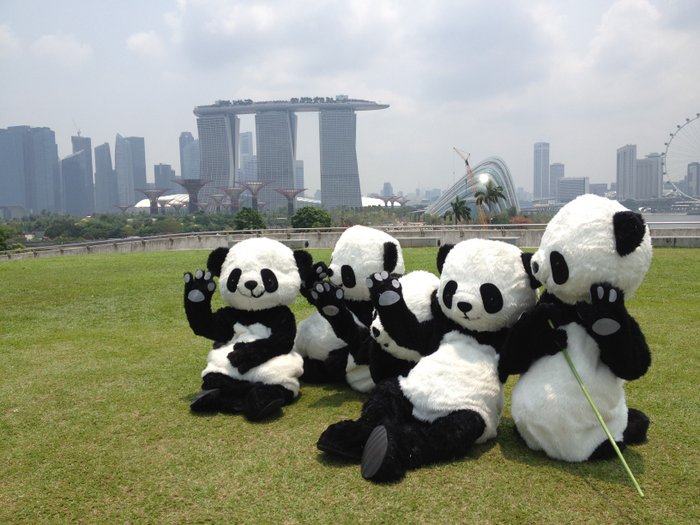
[308,281,368,347]
[576,284,651,380]
[184,270,236,343]
[227,307,296,374]
[369,344,417,383]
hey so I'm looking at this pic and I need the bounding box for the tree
[449,195,471,224]
[291,206,331,228]
[474,181,506,221]
[233,207,266,230]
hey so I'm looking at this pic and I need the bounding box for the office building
[255,110,297,210]
[179,132,194,178]
[381,182,394,198]
[558,177,589,203]
[62,149,93,216]
[71,135,94,213]
[533,143,550,199]
[0,128,26,213]
[550,163,565,201]
[182,139,200,180]
[114,134,134,206]
[688,162,700,196]
[196,111,239,203]
[126,136,146,201]
[635,153,663,199]
[154,164,177,193]
[94,142,118,213]
[616,145,637,200]
[589,183,608,197]
[295,160,305,195]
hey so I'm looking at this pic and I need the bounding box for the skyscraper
[0,128,26,213]
[636,153,663,199]
[616,145,637,201]
[71,134,95,213]
[196,112,239,203]
[256,110,297,210]
[94,142,117,213]
[295,160,305,195]
[179,131,194,178]
[319,109,361,208]
[550,162,565,201]
[557,177,589,203]
[688,162,700,196]
[533,142,550,199]
[154,163,177,193]
[182,139,200,180]
[62,150,93,216]
[126,136,146,201]
[114,134,134,206]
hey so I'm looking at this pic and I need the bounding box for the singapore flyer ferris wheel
[662,112,700,200]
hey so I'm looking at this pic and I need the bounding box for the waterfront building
[255,110,297,210]
[686,162,699,196]
[636,153,663,199]
[550,163,565,201]
[616,144,637,200]
[94,142,117,213]
[182,139,200,180]
[533,142,550,199]
[179,132,194,178]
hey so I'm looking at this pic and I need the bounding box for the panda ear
[207,247,229,277]
[613,211,646,256]
[437,243,454,274]
[383,242,399,273]
[520,252,541,289]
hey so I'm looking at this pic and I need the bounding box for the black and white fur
[317,239,538,481]
[294,225,405,392]
[500,194,653,462]
[184,237,312,421]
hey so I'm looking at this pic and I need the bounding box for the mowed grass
[0,247,698,524]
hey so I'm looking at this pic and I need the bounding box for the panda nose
[532,261,540,274]
[457,302,472,313]
[244,280,258,291]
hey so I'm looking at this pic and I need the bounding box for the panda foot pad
[190,388,221,412]
[246,398,284,421]
[361,425,389,479]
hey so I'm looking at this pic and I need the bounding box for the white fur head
[531,194,652,305]
[437,239,538,332]
[209,238,302,311]
[328,225,405,301]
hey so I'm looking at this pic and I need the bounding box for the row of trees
[444,181,508,224]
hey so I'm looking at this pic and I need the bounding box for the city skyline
[1,1,699,197]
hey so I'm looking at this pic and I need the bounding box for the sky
[1,0,699,197]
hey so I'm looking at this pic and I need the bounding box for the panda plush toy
[294,225,405,392]
[367,270,440,384]
[500,194,652,462]
[183,237,312,421]
[317,239,539,482]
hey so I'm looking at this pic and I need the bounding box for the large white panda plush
[317,239,539,482]
[183,237,313,421]
[294,225,405,392]
[367,270,440,384]
[500,194,653,462]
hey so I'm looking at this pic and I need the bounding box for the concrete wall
[2,224,699,261]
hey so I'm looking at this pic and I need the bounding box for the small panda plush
[367,270,440,384]
[183,237,312,421]
[500,194,652,462]
[294,225,405,392]
[317,239,538,481]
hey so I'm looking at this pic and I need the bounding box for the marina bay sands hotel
[193,96,389,210]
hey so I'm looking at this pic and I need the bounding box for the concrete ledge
[652,236,700,248]
[488,236,519,245]
[278,239,310,249]
[396,237,440,247]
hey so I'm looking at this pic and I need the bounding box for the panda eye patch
[260,268,278,293]
[341,265,356,288]
[550,251,569,285]
[442,280,458,309]
[480,283,503,314]
[226,268,242,292]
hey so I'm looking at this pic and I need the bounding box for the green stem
[549,320,645,497]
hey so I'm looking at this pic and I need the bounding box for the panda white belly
[293,312,345,361]
[399,330,504,444]
[202,322,304,396]
[511,321,628,462]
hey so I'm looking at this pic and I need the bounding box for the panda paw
[227,344,258,374]
[300,261,332,295]
[184,269,216,304]
[310,281,345,317]
[366,272,403,307]
[577,283,626,336]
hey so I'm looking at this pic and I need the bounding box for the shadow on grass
[497,416,647,488]
[304,382,367,408]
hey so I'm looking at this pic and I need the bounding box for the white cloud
[126,31,167,60]
[0,24,21,59]
[30,33,93,68]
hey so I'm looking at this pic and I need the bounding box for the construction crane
[453,147,486,224]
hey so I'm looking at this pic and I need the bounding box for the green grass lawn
[1,247,698,524]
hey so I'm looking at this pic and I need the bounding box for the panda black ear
[437,243,454,274]
[383,242,399,273]
[613,211,646,257]
[207,247,229,277]
[521,252,541,289]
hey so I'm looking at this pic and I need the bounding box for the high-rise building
[636,153,663,199]
[114,134,134,206]
[533,142,550,199]
[550,163,565,201]
[256,110,297,210]
[382,182,394,197]
[688,162,700,196]
[319,109,362,208]
[238,131,255,184]
[94,142,117,213]
[126,136,146,201]
[196,112,239,203]
[179,132,194,178]
[558,177,589,203]
[154,164,177,193]
[62,150,92,216]
[71,135,94,213]
[0,128,26,213]
[295,159,305,195]
[182,139,200,180]
[589,183,608,196]
[616,144,637,201]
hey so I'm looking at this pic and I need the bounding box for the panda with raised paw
[317,239,539,482]
[500,194,653,462]
[183,237,312,421]
[294,225,405,392]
